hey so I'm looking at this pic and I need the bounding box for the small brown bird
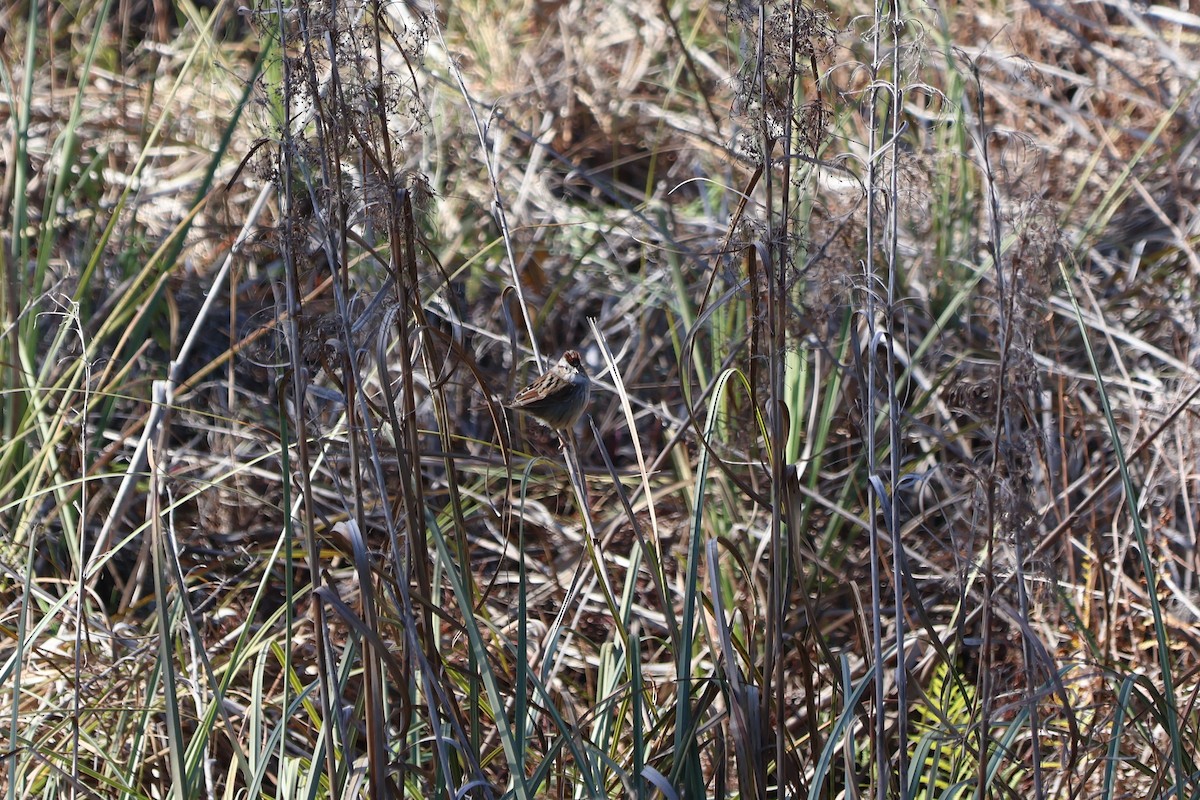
[507,350,591,431]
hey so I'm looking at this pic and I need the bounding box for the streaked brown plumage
[507,350,590,430]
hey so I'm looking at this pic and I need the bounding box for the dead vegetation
[2,0,1200,796]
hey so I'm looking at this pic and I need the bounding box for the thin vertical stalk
[863,0,887,795]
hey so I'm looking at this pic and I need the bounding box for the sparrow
[507,350,590,431]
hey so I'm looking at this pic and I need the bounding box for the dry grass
[2,0,1200,797]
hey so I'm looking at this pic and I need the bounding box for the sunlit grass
[3,0,1199,796]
